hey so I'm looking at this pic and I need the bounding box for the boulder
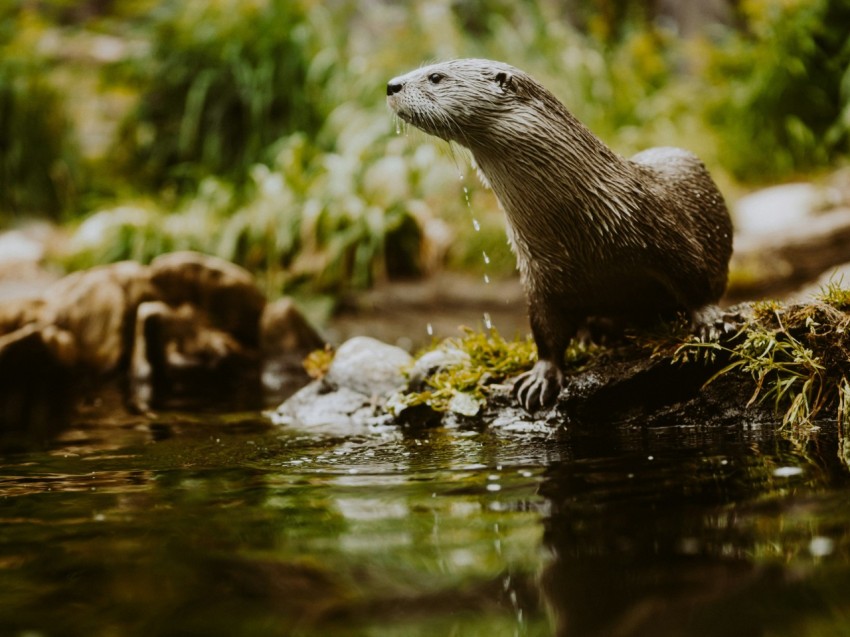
[270,336,411,433]
[150,251,265,348]
[260,297,326,401]
[324,336,412,399]
[130,301,259,412]
[0,324,74,447]
[38,261,155,373]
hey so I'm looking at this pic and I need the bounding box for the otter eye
[428,73,445,85]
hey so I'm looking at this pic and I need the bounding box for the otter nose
[386,80,404,96]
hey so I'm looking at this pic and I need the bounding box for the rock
[269,383,386,435]
[150,251,265,348]
[728,174,850,301]
[730,206,850,300]
[324,336,412,399]
[0,296,44,335]
[0,324,74,447]
[39,261,155,373]
[130,301,260,412]
[260,297,325,401]
[270,336,412,434]
[734,183,828,235]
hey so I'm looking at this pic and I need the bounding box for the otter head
[386,59,544,149]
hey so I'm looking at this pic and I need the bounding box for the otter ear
[494,71,517,93]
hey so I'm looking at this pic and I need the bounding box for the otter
[386,59,733,413]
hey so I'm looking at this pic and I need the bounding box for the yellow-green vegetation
[678,284,850,429]
[397,328,605,415]
[303,344,334,381]
[1,0,849,296]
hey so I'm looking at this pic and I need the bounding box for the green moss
[397,328,605,415]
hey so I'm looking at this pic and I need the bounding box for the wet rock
[270,336,411,434]
[150,251,265,348]
[406,346,469,389]
[0,249,328,432]
[0,324,73,448]
[324,336,412,399]
[130,301,260,412]
[39,261,155,372]
[270,383,387,436]
[260,297,326,402]
[273,305,776,433]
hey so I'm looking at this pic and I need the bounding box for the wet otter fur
[387,59,733,413]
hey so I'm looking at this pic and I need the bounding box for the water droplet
[472,219,480,231]
[486,483,501,492]
[809,536,834,557]
[482,251,490,264]
[483,312,493,329]
[773,466,803,478]
[426,322,434,336]
[483,274,490,284]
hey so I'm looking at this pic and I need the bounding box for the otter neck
[467,111,645,262]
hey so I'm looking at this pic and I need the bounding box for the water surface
[1,411,849,636]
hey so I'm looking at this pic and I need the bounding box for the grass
[676,283,850,430]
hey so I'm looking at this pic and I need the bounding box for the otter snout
[386,79,404,96]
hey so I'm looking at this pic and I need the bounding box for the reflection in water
[540,424,850,637]
[0,416,849,635]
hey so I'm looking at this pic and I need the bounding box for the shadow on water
[1,407,850,636]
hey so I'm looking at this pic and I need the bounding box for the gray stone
[269,383,387,436]
[324,336,412,400]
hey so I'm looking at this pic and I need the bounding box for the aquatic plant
[677,286,850,430]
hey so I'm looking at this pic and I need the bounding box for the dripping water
[460,170,495,330]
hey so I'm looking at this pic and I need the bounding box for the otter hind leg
[691,304,741,341]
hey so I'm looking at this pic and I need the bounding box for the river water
[1,407,849,636]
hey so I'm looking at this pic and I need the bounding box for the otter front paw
[513,360,564,413]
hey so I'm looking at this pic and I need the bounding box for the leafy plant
[705,0,850,180]
[0,59,80,220]
[115,0,325,192]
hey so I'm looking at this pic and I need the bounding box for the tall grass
[115,0,326,192]
[0,60,80,219]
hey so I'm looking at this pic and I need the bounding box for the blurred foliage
[0,60,80,217]
[1,0,849,296]
[707,0,850,180]
[0,6,82,218]
[114,0,326,192]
